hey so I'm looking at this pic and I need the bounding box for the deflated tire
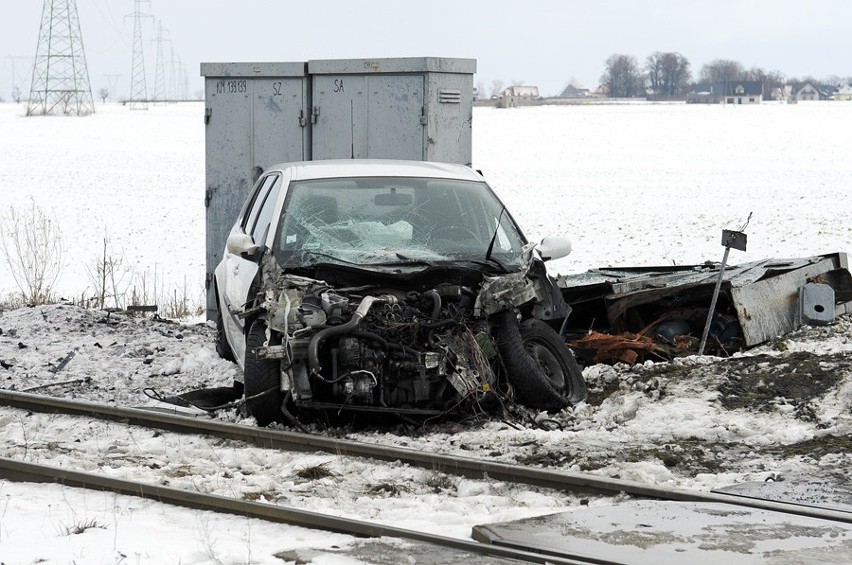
[493,310,587,411]
[244,319,284,426]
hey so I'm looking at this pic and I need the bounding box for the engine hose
[307,295,397,374]
[424,289,441,321]
[351,330,389,350]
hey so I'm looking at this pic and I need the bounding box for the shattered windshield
[273,176,526,270]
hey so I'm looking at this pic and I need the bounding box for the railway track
[1,389,849,523]
[1,389,850,563]
[0,456,594,564]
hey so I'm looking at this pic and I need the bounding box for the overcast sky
[1,0,851,100]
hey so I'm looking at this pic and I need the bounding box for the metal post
[698,245,731,355]
[698,217,750,356]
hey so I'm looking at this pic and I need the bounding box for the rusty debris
[567,332,662,365]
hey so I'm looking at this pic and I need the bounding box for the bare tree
[0,200,63,305]
[489,80,505,98]
[11,86,22,103]
[645,52,692,97]
[84,232,133,310]
[98,87,109,103]
[699,59,745,84]
[600,54,645,98]
[475,81,485,100]
[821,75,846,88]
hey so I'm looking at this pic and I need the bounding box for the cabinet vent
[438,89,462,104]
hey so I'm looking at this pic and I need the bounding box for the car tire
[215,309,235,362]
[244,319,284,426]
[493,311,587,411]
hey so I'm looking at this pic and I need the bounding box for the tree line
[599,52,851,99]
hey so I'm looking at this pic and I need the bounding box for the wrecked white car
[214,160,586,425]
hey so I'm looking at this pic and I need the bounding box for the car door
[218,173,282,363]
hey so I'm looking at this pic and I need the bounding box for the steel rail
[0,456,600,565]
[1,389,850,525]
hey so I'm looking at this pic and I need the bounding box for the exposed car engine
[252,276,501,419]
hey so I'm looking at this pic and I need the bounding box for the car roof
[266,159,483,182]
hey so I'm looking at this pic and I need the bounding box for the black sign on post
[722,229,747,252]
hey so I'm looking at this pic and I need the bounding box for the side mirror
[537,236,572,262]
[226,233,259,257]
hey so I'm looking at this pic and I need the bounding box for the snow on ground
[1,101,851,563]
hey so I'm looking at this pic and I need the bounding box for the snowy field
[1,101,852,563]
[1,101,850,301]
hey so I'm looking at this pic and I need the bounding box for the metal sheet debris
[558,252,852,361]
[473,499,852,564]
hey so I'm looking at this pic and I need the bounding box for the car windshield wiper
[297,251,360,266]
[484,206,506,265]
[369,254,436,268]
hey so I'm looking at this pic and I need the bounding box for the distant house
[687,81,763,104]
[501,85,540,99]
[835,85,852,101]
[796,83,836,101]
[723,81,763,104]
[558,84,590,98]
[687,83,720,104]
[497,85,541,108]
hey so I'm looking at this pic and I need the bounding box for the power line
[26,0,96,116]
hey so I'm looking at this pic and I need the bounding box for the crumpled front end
[255,271,497,416]
[237,240,587,425]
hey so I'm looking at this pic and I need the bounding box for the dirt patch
[717,352,849,412]
[766,434,852,460]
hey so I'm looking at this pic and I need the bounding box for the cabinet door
[252,78,307,169]
[312,74,424,160]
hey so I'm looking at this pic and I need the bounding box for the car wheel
[244,319,284,426]
[215,309,235,362]
[493,311,587,411]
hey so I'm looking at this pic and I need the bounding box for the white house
[796,83,833,101]
[834,84,852,101]
[501,85,540,98]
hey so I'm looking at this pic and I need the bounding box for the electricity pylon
[168,46,178,99]
[26,0,95,116]
[126,0,152,110]
[152,21,170,101]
